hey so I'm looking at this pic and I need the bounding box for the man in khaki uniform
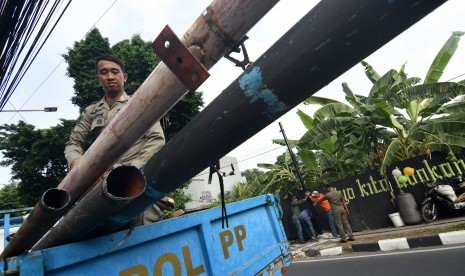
[314,184,355,243]
[65,54,168,225]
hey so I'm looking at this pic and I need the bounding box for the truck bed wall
[2,194,290,275]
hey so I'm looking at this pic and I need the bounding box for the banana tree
[297,72,403,177]
[223,183,253,203]
[380,31,465,173]
[254,144,323,195]
[298,31,465,178]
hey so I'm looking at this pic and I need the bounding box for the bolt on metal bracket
[151,25,210,91]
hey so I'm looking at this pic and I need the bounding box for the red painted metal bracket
[152,25,209,91]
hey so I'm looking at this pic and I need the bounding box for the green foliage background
[0,28,203,208]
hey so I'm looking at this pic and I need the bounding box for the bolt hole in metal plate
[152,25,209,91]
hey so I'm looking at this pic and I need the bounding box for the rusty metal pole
[2,0,281,257]
[31,166,146,250]
[0,189,70,258]
[96,0,447,233]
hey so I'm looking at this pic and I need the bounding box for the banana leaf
[361,60,381,84]
[298,117,351,148]
[313,102,354,122]
[342,82,363,110]
[420,120,465,135]
[438,101,465,114]
[425,31,465,84]
[298,148,318,171]
[303,95,340,106]
[296,109,314,130]
[380,139,405,174]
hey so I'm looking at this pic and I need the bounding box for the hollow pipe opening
[105,166,146,198]
[41,188,71,210]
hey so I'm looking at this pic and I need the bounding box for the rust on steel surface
[0,188,70,258]
[152,25,209,91]
[1,0,280,256]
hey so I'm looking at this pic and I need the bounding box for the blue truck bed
[1,194,290,275]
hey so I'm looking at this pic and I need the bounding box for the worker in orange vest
[306,190,338,238]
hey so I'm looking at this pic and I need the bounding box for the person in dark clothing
[291,195,317,243]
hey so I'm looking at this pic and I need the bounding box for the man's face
[96,60,128,95]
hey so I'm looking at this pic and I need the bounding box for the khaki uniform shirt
[323,190,345,210]
[64,92,165,169]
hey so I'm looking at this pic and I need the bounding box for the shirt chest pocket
[91,115,105,131]
[91,112,106,133]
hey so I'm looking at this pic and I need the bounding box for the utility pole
[279,122,306,191]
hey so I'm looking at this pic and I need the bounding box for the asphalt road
[287,244,465,276]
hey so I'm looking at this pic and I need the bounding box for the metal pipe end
[104,166,146,200]
[40,188,71,212]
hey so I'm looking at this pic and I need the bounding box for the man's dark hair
[95,54,126,73]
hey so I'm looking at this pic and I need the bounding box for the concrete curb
[291,245,344,259]
[319,246,343,256]
[290,237,344,259]
[352,230,465,252]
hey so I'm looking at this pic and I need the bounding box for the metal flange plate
[152,25,209,91]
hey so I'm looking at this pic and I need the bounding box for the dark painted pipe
[0,189,70,258]
[97,0,447,232]
[31,166,145,251]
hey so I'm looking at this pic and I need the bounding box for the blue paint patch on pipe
[314,39,331,51]
[239,67,263,96]
[239,67,288,118]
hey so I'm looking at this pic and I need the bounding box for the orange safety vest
[309,193,331,212]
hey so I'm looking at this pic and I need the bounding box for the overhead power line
[5,0,119,124]
[0,0,73,110]
[195,130,307,178]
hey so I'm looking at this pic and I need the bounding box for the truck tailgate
[2,194,290,275]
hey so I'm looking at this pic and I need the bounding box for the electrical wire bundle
[0,0,72,110]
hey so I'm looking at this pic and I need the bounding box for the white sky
[1,0,465,184]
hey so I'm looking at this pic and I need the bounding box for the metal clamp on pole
[203,8,251,70]
[224,36,251,71]
[151,25,210,91]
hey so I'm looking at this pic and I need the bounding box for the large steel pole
[0,189,70,257]
[31,166,146,250]
[98,0,447,232]
[2,0,280,258]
